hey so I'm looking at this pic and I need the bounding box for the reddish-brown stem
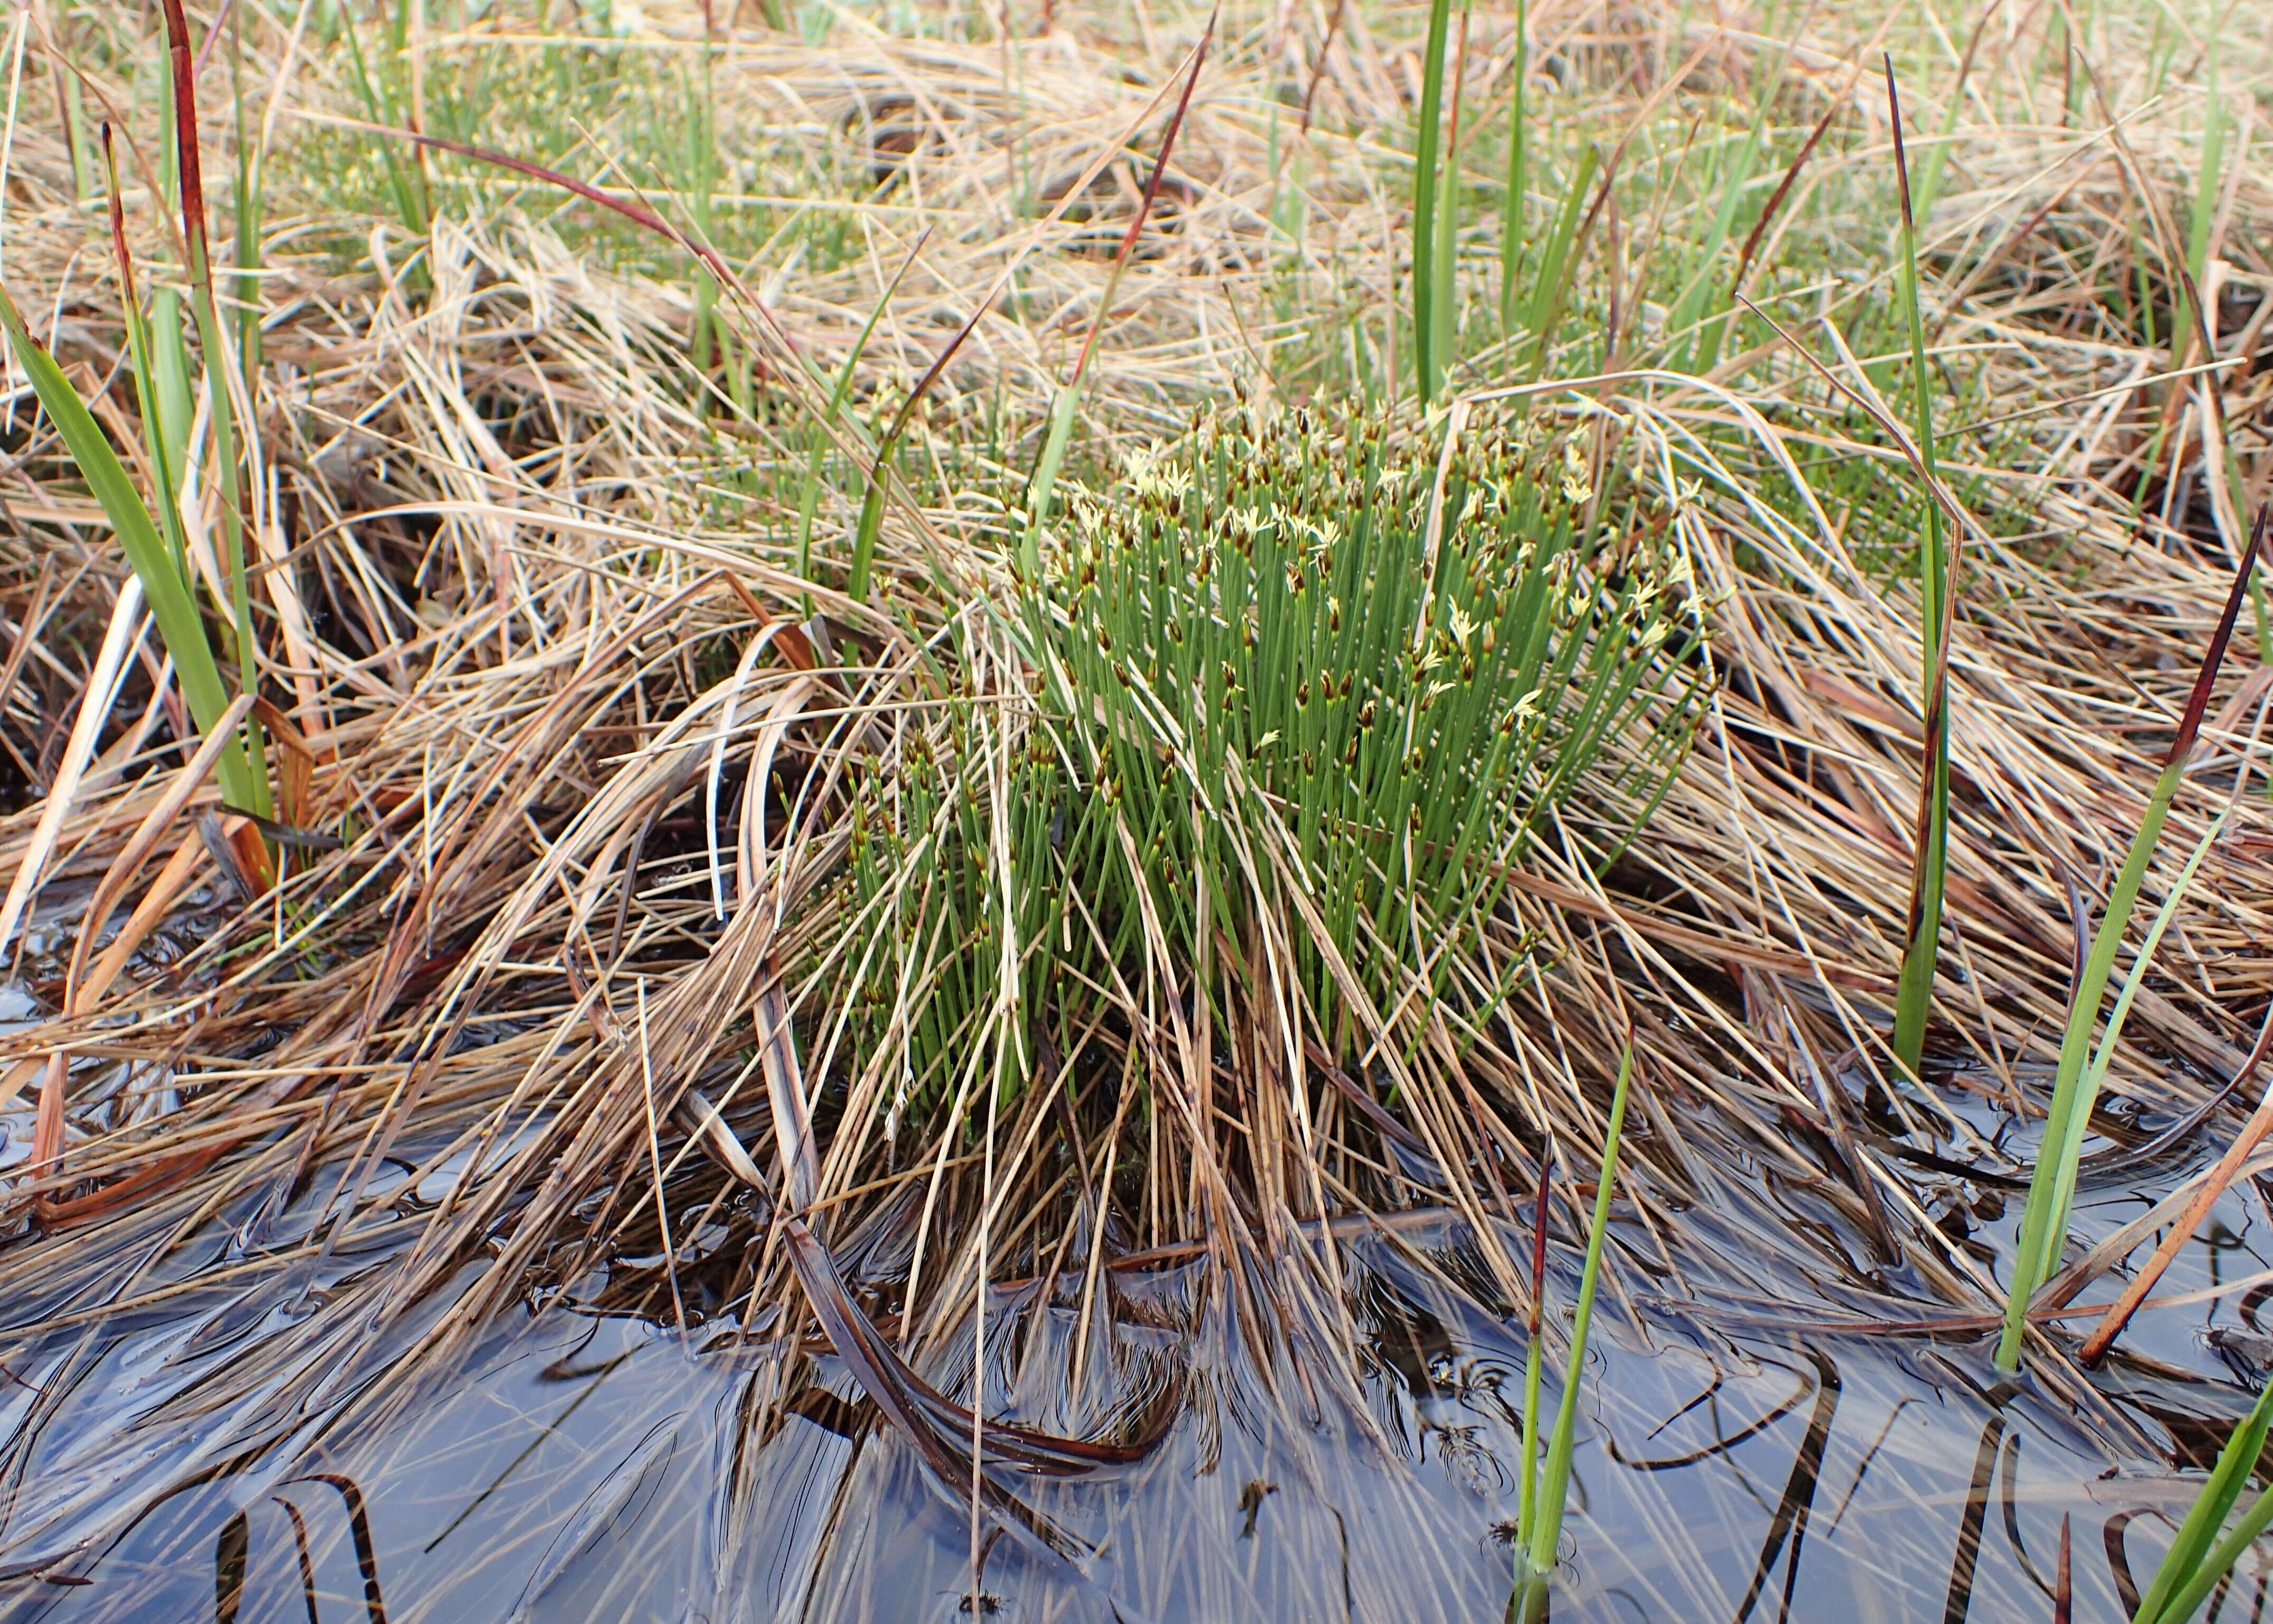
[1527,1143,1554,1335]
[1066,5,1215,393]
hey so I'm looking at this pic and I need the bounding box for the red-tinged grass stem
[1997,503,2269,1372]
[1886,57,1953,1082]
[1023,6,1216,551]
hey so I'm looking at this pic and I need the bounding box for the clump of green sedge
[831,401,1708,1124]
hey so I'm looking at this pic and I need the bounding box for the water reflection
[7,1089,2273,1622]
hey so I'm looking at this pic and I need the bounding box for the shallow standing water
[6,1068,2273,1624]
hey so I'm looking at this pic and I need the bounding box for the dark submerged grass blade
[2054,1514,2071,1624]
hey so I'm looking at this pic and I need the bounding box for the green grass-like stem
[161,0,271,820]
[1513,1042,1631,1619]
[1410,0,1455,402]
[1497,0,1527,339]
[1026,7,1214,545]
[0,281,261,813]
[2133,1379,2273,1624]
[1995,506,2268,1371]
[1519,145,1600,382]
[1886,58,1953,1082]
[101,128,192,589]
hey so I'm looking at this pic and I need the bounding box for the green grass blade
[150,289,195,497]
[1886,58,1954,1083]
[686,53,719,375]
[1997,510,2266,1371]
[162,0,270,820]
[1410,0,1455,401]
[1026,15,1213,535]
[797,234,923,602]
[2151,1483,2273,1624]
[1525,1041,1631,1582]
[1521,145,1599,382]
[1428,5,1468,397]
[101,130,192,588]
[339,4,433,246]
[230,6,262,381]
[2044,810,2226,1248]
[2135,1380,2273,1624]
[2176,54,2226,355]
[1027,385,1082,540]
[0,280,260,812]
[1498,0,1528,339]
[1513,1141,1554,1566]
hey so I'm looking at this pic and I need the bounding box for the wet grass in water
[1509,1042,1631,1621]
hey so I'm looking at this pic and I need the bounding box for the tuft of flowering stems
[837,401,1707,1118]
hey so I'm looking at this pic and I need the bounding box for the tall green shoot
[798,237,926,611]
[150,49,193,500]
[1510,1044,1632,1622]
[2131,1379,2273,1624]
[101,131,191,589]
[1996,507,2268,1371]
[1886,59,1953,1084]
[1666,118,1762,374]
[1517,144,1599,383]
[1409,0,1455,402]
[0,285,262,814]
[229,3,261,381]
[685,45,720,377]
[339,2,434,254]
[1498,0,1527,338]
[2176,14,2225,357]
[1024,15,1213,550]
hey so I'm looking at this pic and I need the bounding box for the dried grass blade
[0,577,145,963]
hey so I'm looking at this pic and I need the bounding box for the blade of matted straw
[0,577,145,974]
[297,34,1208,533]
[752,964,1166,1473]
[2079,999,2273,1364]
